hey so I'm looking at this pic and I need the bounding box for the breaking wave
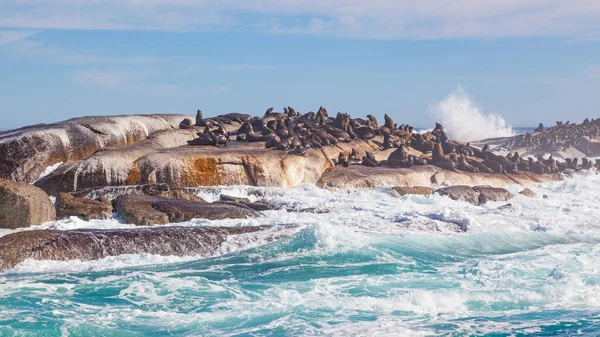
[432,85,515,142]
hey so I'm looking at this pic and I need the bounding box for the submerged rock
[434,186,481,205]
[220,194,251,203]
[393,186,435,197]
[115,194,260,226]
[155,190,205,202]
[56,193,113,220]
[519,188,537,197]
[0,179,55,228]
[0,225,296,271]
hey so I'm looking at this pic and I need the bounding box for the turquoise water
[2,174,600,336]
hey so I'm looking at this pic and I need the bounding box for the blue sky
[1,0,600,129]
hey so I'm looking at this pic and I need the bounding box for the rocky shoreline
[0,109,598,271]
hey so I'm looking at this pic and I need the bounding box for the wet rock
[116,195,169,226]
[56,193,113,220]
[474,186,513,204]
[151,198,259,223]
[220,194,251,203]
[497,203,515,211]
[0,179,56,229]
[318,165,557,190]
[0,225,296,271]
[156,190,205,202]
[434,185,513,205]
[115,194,260,226]
[434,186,481,205]
[519,188,537,197]
[393,186,435,197]
[71,184,171,200]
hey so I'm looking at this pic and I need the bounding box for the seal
[195,109,207,127]
[336,152,349,167]
[534,123,544,133]
[367,114,379,129]
[468,159,495,173]
[387,146,412,168]
[383,114,396,130]
[362,151,380,167]
[179,118,193,129]
[431,142,445,163]
[458,156,478,173]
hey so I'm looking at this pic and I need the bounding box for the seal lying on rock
[188,127,229,147]
[362,151,380,167]
[0,225,298,271]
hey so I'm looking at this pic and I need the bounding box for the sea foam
[2,174,600,335]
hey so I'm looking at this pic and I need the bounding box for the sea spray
[432,86,515,142]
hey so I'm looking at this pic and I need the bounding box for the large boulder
[434,185,514,205]
[317,165,557,190]
[0,225,296,271]
[55,193,113,220]
[0,114,192,184]
[474,186,513,204]
[115,194,260,226]
[0,179,56,229]
[116,195,169,225]
[35,138,385,195]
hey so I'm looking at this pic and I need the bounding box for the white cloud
[72,69,192,97]
[584,65,600,79]
[0,29,37,46]
[0,29,157,63]
[212,85,229,93]
[2,0,600,38]
[73,70,126,88]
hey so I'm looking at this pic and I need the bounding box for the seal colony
[182,107,599,175]
[0,108,598,271]
[477,118,600,159]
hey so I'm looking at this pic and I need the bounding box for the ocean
[2,172,600,336]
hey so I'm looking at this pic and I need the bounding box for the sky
[1,0,600,130]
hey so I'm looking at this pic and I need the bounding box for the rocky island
[0,107,598,270]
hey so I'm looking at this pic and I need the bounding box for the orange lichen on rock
[181,156,224,186]
[125,166,142,185]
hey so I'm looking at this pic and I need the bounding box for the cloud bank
[1,0,600,39]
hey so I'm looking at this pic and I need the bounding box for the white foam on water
[2,173,600,335]
[432,85,515,142]
[4,254,203,275]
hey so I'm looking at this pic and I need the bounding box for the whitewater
[1,172,600,336]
